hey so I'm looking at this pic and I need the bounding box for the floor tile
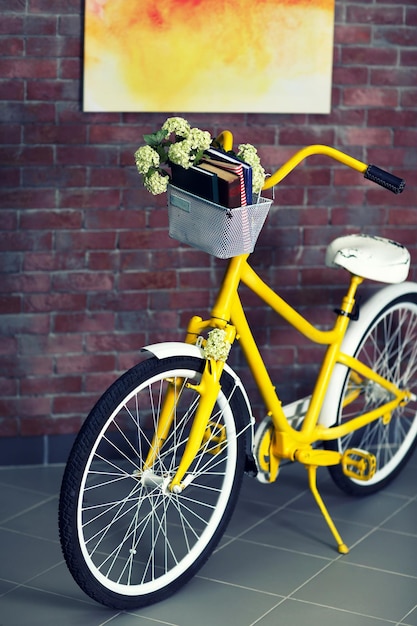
[0,528,61,584]
[0,464,64,495]
[401,605,417,626]
[293,560,416,622]
[239,506,372,557]
[0,585,116,626]
[0,483,52,524]
[198,537,329,596]
[381,499,417,535]
[129,577,281,626]
[108,614,180,626]
[25,561,100,606]
[288,478,408,529]
[345,529,417,577]
[255,597,397,626]
[2,496,60,542]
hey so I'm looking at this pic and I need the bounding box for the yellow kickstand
[307,465,349,554]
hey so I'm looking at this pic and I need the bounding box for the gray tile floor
[0,451,416,626]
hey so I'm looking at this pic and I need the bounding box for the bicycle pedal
[342,448,377,481]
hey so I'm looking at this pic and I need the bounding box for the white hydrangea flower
[134,145,160,175]
[203,329,231,362]
[162,117,191,138]
[168,140,194,169]
[237,143,266,195]
[144,170,169,195]
[187,128,212,151]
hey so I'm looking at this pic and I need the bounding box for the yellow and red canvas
[83,0,335,113]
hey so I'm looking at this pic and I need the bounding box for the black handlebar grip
[364,165,406,194]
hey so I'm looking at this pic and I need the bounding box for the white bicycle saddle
[326,234,410,283]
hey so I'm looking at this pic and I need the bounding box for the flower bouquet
[134,117,272,258]
[134,117,266,200]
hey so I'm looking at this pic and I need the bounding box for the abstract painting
[84,0,335,113]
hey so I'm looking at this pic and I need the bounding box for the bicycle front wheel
[59,355,248,609]
[325,289,417,495]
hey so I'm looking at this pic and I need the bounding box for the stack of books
[170,147,253,209]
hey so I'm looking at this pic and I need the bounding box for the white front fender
[142,341,257,471]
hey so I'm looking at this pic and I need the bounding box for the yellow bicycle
[59,135,417,610]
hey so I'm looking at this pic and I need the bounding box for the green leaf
[143,129,168,147]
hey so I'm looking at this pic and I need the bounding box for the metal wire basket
[167,185,272,258]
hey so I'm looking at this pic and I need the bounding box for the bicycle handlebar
[364,164,405,194]
[215,133,406,195]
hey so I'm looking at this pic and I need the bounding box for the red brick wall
[1,1,417,449]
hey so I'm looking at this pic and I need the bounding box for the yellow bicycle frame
[145,138,412,551]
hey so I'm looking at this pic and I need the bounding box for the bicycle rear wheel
[325,290,417,495]
[59,355,248,609]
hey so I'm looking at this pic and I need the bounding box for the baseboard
[0,434,77,466]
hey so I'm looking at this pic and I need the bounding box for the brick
[3,37,24,56]
[24,293,87,313]
[118,271,177,291]
[374,26,417,47]
[0,354,53,377]
[88,291,148,312]
[0,418,19,437]
[371,68,417,87]
[20,415,84,437]
[0,314,50,335]
[1,101,56,124]
[85,333,146,354]
[22,166,87,188]
[23,251,85,271]
[347,5,404,26]
[20,209,82,230]
[56,353,117,375]
[0,336,18,355]
[341,47,397,67]
[26,78,79,101]
[24,123,87,145]
[1,273,51,293]
[400,89,417,108]
[0,231,52,251]
[19,333,83,355]
[0,15,24,35]
[333,66,368,86]
[343,87,398,107]
[334,25,371,45]
[341,127,392,146]
[406,6,417,26]
[0,58,58,79]
[394,128,417,147]
[0,145,54,166]
[51,271,114,292]
[21,375,83,396]
[118,230,176,251]
[52,394,97,416]
[85,209,146,230]
[53,312,115,333]
[56,145,119,166]
[54,231,116,251]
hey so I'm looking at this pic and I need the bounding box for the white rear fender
[141,342,257,470]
